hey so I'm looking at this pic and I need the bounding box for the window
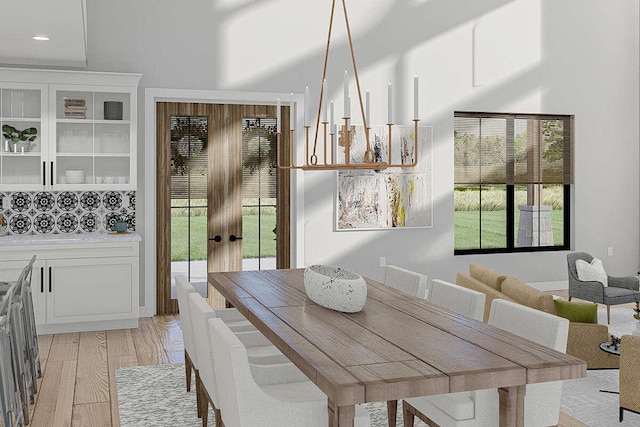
[454,112,573,254]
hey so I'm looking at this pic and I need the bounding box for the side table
[598,338,621,394]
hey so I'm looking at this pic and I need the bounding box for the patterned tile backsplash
[0,191,135,235]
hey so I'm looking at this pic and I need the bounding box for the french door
[156,103,291,314]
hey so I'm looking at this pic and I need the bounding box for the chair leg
[387,400,397,427]
[403,400,414,427]
[620,407,624,422]
[568,296,572,301]
[201,387,208,427]
[607,305,611,324]
[214,406,223,427]
[195,370,202,418]
[185,350,192,392]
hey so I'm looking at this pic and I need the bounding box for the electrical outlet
[379,256,386,267]
[607,247,613,256]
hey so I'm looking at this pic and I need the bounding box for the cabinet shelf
[57,119,131,125]
[0,117,41,122]
[0,152,41,157]
[56,153,130,158]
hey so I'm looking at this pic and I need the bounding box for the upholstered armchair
[566,252,640,324]
[620,335,640,421]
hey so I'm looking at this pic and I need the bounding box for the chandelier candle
[387,82,393,124]
[343,70,349,118]
[276,0,420,171]
[304,86,310,127]
[289,93,295,131]
[365,90,370,129]
[414,73,419,120]
[276,98,281,133]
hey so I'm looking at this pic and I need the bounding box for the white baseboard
[36,318,139,335]
[528,280,568,292]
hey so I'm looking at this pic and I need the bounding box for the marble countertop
[0,232,141,246]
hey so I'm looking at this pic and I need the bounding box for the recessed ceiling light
[32,35,50,41]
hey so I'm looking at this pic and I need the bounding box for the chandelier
[275,0,420,171]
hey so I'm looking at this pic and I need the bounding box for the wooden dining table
[208,269,586,427]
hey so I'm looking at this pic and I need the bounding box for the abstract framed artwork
[335,125,432,230]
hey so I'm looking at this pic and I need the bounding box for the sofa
[456,263,618,369]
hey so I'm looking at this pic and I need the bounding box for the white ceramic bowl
[303,264,367,313]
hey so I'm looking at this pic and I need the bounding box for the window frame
[454,111,573,255]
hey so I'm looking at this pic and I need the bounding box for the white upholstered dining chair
[382,265,430,426]
[208,317,372,427]
[403,299,570,427]
[189,292,293,426]
[175,275,255,417]
[427,279,485,322]
[383,265,429,299]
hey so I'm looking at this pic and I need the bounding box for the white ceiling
[0,0,87,68]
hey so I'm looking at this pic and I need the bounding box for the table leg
[387,400,397,427]
[328,400,355,427]
[498,385,525,427]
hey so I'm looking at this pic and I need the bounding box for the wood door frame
[144,89,304,317]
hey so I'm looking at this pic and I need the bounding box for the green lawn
[171,214,276,261]
[455,210,564,250]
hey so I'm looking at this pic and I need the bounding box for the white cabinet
[50,84,137,189]
[46,257,137,325]
[0,68,141,191]
[0,83,48,189]
[0,238,139,334]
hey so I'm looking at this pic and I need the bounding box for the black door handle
[48,266,52,292]
[40,267,44,293]
[42,162,46,186]
[209,235,222,242]
[229,235,243,242]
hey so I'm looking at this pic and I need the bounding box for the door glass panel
[242,118,277,271]
[170,116,208,297]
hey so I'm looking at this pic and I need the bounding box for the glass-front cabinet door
[50,85,136,190]
[0,83,47,190]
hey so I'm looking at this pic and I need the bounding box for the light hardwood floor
[21,313,588,427]
[25,316,184,427]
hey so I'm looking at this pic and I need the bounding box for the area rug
[597,307,639,338]
[116,363,428,427]
[117,308,639,426]
[561,369,640,426]
[117,363,640,427]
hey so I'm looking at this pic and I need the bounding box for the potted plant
[2,124,38,152]
[112,214,128,233]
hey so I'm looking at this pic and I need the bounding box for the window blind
[170,116,208,200]
[242,118,277,199]
[454,112,573,185]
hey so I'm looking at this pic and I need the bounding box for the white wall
[84,0,639,309]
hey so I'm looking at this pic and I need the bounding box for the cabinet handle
[40,267,44,293]
[50,162,54,186]
[42,162,46,186]
[48,266,52,292]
